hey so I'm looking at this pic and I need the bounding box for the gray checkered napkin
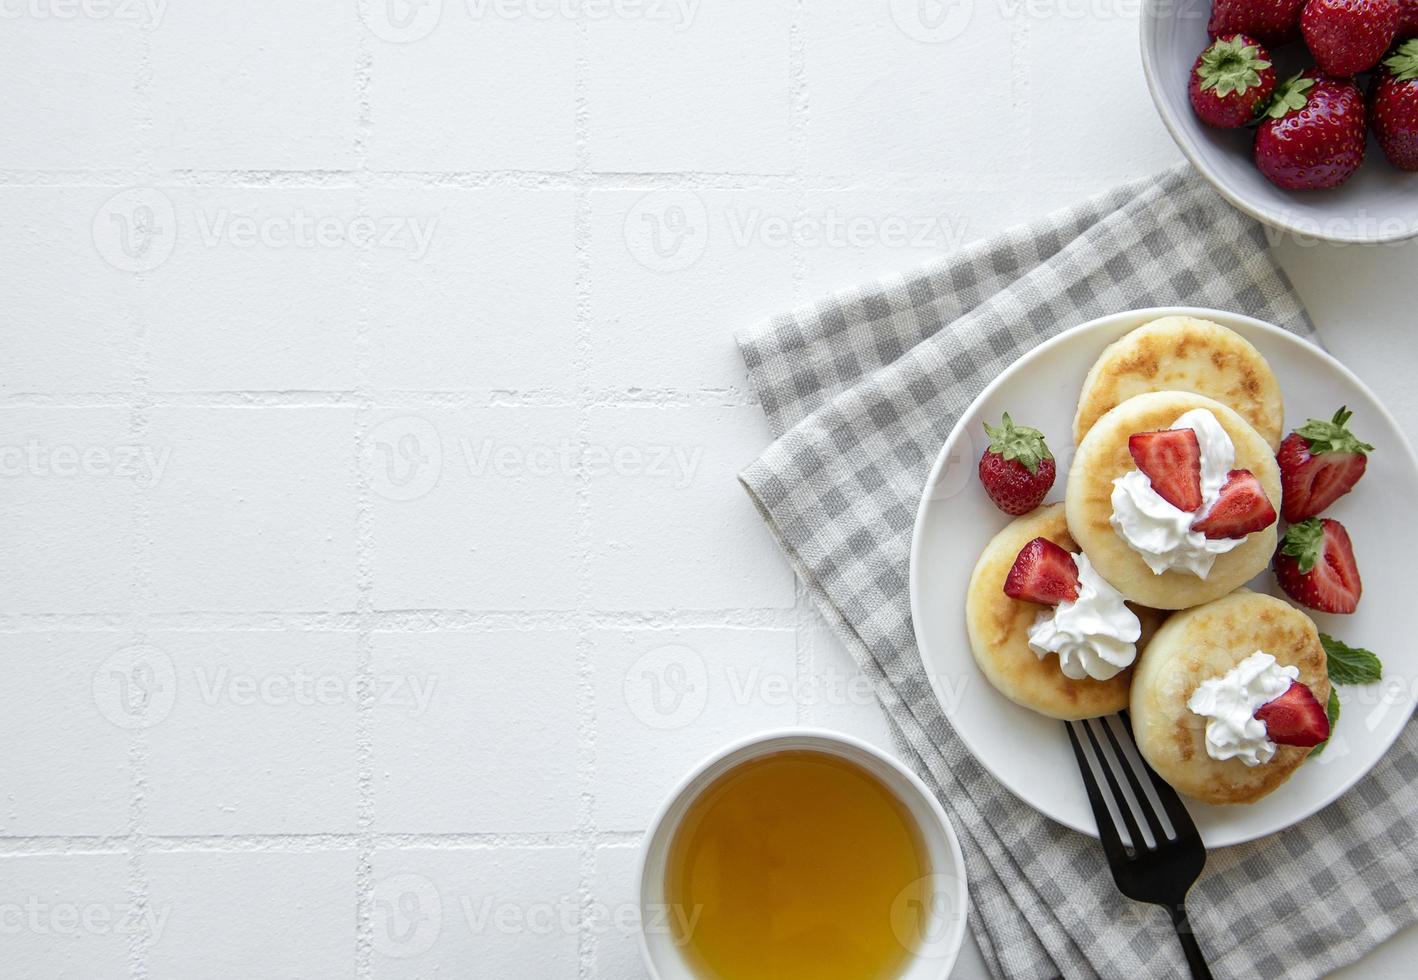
[736,163,1418,979]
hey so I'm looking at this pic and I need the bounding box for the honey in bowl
[663,749,931,980]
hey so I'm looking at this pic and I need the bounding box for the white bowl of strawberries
[1142,0,1418,243]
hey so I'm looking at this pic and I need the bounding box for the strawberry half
[1255,72,1367,191]
[1129,428,1203,512]
[1255,680,1331,747]
[1191,469,1277,539]
[1274,518,1363,614]
[1277,406,1373,522]
[1003,538,1079,606]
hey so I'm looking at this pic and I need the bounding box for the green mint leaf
[1310,687,1341,758]
[1295,406,1374,456]
[1281,518,1325,575]
[1321,633,1382,685]
[983,413,1052,474]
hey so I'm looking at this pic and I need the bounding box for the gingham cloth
[736,164,1418,979]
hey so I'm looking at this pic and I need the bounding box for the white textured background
[1,0,1415,977]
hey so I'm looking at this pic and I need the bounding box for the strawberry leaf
[1280,518,1325,575]
[1262,74,1314,119]
[1295,406,1374,456]
[1385,39,1418,84]
[983,413,1052,474]
[1309,687,1340,758]
[1320,633,1382,685]
[1197,36,1272,97]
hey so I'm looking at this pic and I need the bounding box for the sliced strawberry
[1003,537,1079,605]
[1274,518,1362,614]
[1129,428,1203,512]
[1190,469,1277,539]
[1277,407,1373,522]
[1254,680,1330,747]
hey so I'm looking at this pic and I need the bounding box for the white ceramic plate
[1141,0,1418,244]
[909,307,1418,848]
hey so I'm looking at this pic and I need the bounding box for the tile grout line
[126,11,157,979]
[350,12,378,979]
[0,829,648,856]
[571,8,600,979]
[0,385,762,409]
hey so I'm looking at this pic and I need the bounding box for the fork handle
[1171,904,1213,980]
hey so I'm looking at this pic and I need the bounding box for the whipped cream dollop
[1109,408,1244,578]
[1027,551,1141,681]
[1187,651,1299,767]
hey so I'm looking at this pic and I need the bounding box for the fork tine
[1098,714,1171,845]
[1120,710,1203,843]
[1066,720,1131,865]
[1080,718,1148,852]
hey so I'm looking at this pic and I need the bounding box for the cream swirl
[1109,408,1244,578]
[1187,651,1298,767]
[1026,552,1141,681]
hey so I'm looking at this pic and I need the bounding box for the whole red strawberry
[1400,0,1418,35]
[1254,72,1367,189]
[1302,0,1400,76]
[978,413,1055,515]
[1210,0,1307,45]
[1277,406,1373,521]
[1372,39,1418,169]
[1190,35,1278,128]
[1274,517,1363,614]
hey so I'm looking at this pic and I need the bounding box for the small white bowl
[636,728,969,980]
[1141,0,1418,244]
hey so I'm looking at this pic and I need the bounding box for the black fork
[1065,712,1213,980]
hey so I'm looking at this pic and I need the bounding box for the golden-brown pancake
[1130,591,1328,805]
[1065,391,1280,610]
[965,504,1166,720]
[1074,316,1284,451]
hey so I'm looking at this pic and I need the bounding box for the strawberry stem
[983,413,1052,474]
[1281,518,1325,575]
[1385,40,1418,83]
[1295,406,1374,456]
[1197,36,1272,98]
[1261,74,1314,120]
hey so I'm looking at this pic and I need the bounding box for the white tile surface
[368,406,579,611]
[369,846,580,978]
[586,1,792,172]
[0,407,136,613]
[0,633,132,837]
[4,4,1418,978]
[367,10,577,172]
[372,630,580,834]
[149,0,357,170]
[146,188,361,391]
[0,853,133,979]
[145,850,357,980]
[144,407,359,612]
[143,631,359,836]
[586,405,797,610]
[365,189,579,391]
